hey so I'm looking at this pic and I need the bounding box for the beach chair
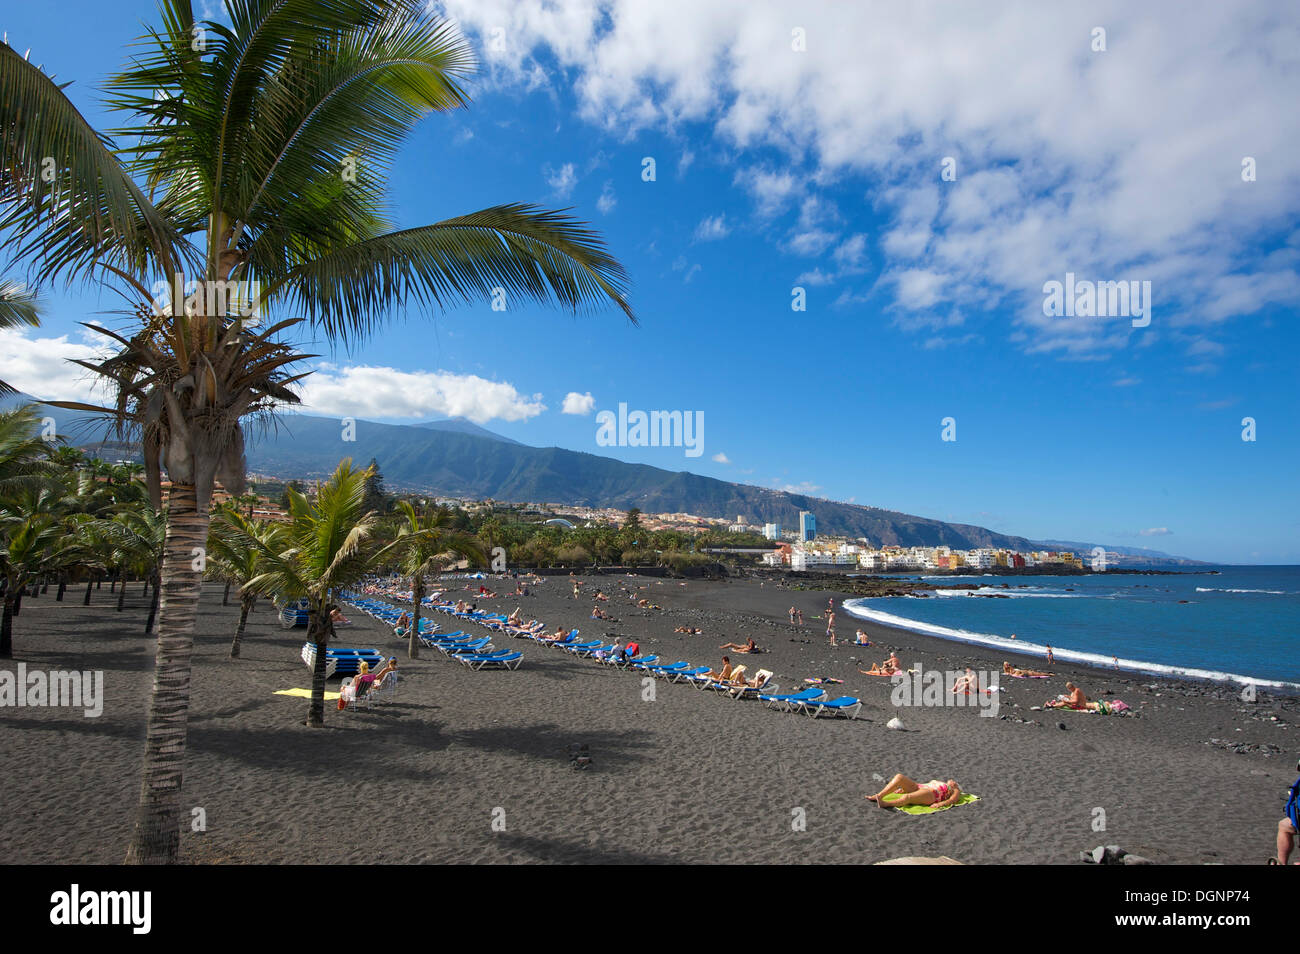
[799,695,863,719]
[760,687,825,711]
[668,666,713,684]
[727,669,775,700]
[644,661,691,678]
[563,640,603,656]
[457,651,524,671]
[615,654,656,671]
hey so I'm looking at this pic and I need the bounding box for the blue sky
[2,1,1298,563]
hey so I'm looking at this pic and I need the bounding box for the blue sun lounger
[644,661,690,677]
[760,687,826,711]
[614,654,656,670]
[457,651,523,671]
[798,695,862,719]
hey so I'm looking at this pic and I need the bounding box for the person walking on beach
[789,605,798,624]
[826,609,837,646]
[1045,645,1055,665]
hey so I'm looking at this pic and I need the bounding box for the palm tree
[0,282,40,395]
[91,506,167,632]
[241,459,390,725]
[391,500,484,659]
[207,505,279,657]
[2,1,633,864]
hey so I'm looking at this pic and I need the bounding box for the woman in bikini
[866,774,962,810]
[1002,661,1051,678]
[719,637,760,653]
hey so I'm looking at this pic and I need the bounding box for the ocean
[841,565,1300,690]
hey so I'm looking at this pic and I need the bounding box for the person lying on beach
[866,774,962,811]
[337,662,376,710]
[1002,661,1051,678]
[637,599,663,610]
[593,589,609,601]
[860,652,903,676]
[674,626,702,635]
[508,619,545,636]
[507,607,522,625]
[1045,682,1088,709]
[719,637,761,654]
[540,626,571,642]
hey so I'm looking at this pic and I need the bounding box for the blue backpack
[1287,775,1300,830]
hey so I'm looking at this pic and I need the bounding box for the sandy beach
[2,572,1296,865]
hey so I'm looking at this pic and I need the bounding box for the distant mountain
[413,417,522,445]
[3,394,1204,561]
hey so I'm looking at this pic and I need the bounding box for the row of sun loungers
[339,587,862,716]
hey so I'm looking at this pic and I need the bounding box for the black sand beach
[2,574,1296,864]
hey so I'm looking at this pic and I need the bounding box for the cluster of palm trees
[1,0,632,864]
[0,404,166,656]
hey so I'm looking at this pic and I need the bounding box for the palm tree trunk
[306,607,333,727]
[145,570,161,634]
[13,590,22,616]
[408,574,422,659]
[84,579,94,605]
[1,593,15,658]
[222,581,230,606]
[230,595,252,658]
[117,570,128,611]
[124,483,209,865]
[56,574,66,601]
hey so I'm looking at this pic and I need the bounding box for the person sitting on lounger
[541,626,570,642]
[394,611,410,637]
[507,607,523,625]
[1046,682,1089,709]
[699,656,733,682]
[372,657,398,685]
[861,652,902,676]
[865,774,962,810]
[594,640,623,661]
[1002,661,1051,678]
[719,637,761,654]
[337,661,376,710]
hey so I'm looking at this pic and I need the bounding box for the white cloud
[1139,527,1173,537]
[299,364,546,423]
[596,180,617,214]
[544,161,577,197]
[0,327,115,404]
[438,0,1300,355]
[561,391,596,415]
[694,213,730,241]
[711,451,730,464]
[787,229,838,256]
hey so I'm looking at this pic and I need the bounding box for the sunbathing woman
[865,774,962,810]
[674,626,702,635]
[1046,682,1089,709]
[719,637,761,654]
[540,626,571,643]
[1002,661,1051,678]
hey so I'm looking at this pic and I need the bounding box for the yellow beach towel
[274,688,341,701]
[884,793,980,815]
